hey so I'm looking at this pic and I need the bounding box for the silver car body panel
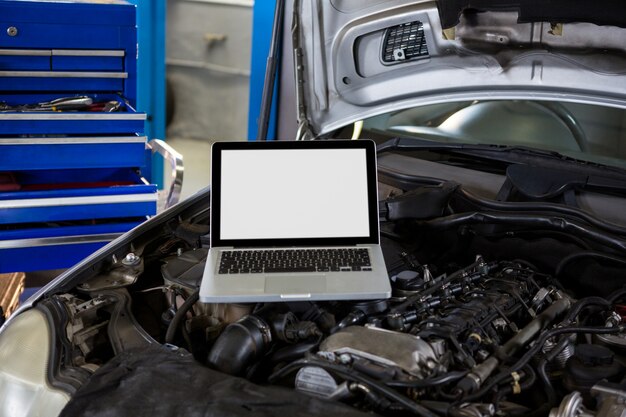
[295,0,626,135]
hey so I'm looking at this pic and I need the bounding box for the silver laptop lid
[210,140,380,248]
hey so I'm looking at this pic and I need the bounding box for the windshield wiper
[378,137,626,175]
[378,136,569,159]
[377,136,626,197]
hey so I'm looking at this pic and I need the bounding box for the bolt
[7,26,18,37]
[122,252,140,266]
[339,354,352,364]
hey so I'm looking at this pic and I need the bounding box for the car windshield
[363,100,626,169]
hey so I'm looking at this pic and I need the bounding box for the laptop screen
[210,140,379,247]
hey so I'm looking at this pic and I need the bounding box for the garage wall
[166,0,253,141]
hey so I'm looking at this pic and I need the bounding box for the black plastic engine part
[207,315,271,376]
[266,312,298,343]
[380,183,458,221]
[563,344,626,401]
[392,270,427,296]
[161,248,208,290]
[174,221,210,245]
[331,300,389,334]
[353,299,389,316]
[300,303,336,333]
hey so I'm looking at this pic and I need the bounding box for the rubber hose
[457,188,626,237]
[418,212,626,252]
[270,340,320,364]
[165,289,199,345]
[564,296,611,324]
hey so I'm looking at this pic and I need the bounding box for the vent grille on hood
[382,21,429,64]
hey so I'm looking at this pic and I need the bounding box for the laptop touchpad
[265,275,327,294]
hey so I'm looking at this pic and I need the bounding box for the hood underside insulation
[59,345,372,417]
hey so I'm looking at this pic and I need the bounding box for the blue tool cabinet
[0,0,163,273]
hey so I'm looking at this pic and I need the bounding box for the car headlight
[0,309,69,417]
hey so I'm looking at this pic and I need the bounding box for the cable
[521,336,570,417]
[563,296,611,324]
[164,289,199,345]
[493,365,536,404]
[268,358,439,417]
[556,251,626,277]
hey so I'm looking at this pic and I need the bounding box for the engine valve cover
[319,326,438,378]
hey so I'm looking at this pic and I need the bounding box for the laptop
[200,139,391,303]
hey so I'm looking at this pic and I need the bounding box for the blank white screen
[220,148,370,240]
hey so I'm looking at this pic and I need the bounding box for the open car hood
[294,0,626,136]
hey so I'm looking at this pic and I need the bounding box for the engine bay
[35,167,626,417]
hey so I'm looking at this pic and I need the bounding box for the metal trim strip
[0,71,128,78]
[0,194,158,209]
[51,49,125,57]
[0,136,147,145]
[0,233,122,249]
[0,49,51,56]
[0,113,146,120]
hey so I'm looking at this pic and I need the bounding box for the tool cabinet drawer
[0,168,157,225]
[0,93,145,135]
[0,48,125,72]
[0,71,125,91]
[0,22,132,50]
[51,50,125,72]
[0,49,50,70]
[0,48,127,91]
[0,0,135,51]
[0,136,147,171]
[0,221,142,273]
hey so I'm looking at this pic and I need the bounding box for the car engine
[40,181,626,417]
[148,247,626,417]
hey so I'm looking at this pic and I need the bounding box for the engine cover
[319,326,438,378]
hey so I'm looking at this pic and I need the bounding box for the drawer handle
[0,71,128,79]
[0,113,146,121]
[0,49,50,56]
[149,139,184,209]
[0,49,124,57]
[52,49,125,57]
[0,136,147,145]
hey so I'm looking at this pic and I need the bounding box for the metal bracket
[148,139,184,209]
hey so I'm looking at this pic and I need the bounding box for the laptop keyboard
[218,248,372,274]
